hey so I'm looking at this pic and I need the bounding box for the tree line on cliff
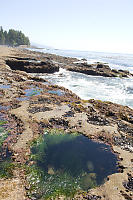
[0,26,30,46]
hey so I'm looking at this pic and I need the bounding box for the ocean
[30,47,133,108]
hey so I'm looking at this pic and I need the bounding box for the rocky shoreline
[3,47,133,78]
[0,46,133,200]
[64,61,133,77]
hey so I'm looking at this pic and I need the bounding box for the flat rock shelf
[0,46,133,200]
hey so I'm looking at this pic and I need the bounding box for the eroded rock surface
[6,58,59,73]
[0,46,133,200]
[64,62,133,77]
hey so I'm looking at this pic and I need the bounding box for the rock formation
[6,57,59,73]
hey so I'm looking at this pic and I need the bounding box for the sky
[1,0,133,54]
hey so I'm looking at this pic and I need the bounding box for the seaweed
[26,129,117,199]
[0,159,14,178]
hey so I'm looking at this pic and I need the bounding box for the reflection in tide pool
[29,131,118,199]
[24,87,42,96]
[0,84,11,89]
[39,68,133,108]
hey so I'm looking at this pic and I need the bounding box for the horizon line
[31,42,133,56]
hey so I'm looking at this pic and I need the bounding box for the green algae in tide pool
[0,157,13,178]
[28,130,118,199]
[0,126,8,149]
[0,120,13,178]
[25,87,43,97]
[0,116,8,149]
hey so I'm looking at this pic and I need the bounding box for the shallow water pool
[0,84,11,89]
[29,131,118,199]
[48,89,65,96]
[24,87,42,96]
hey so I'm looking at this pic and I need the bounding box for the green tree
[0,27,5,45]
[0,26,30,46]
[8,29,17,46]
[4,31,8,45]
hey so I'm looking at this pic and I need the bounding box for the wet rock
[83,195,101,200]
[38,121,52,130]
[120,190,133,200]
[81,58,87,62]
[96,63,110,69]
[63,110,75,117]
[0,112,23,159]
[76,194,101,200]
[28,106,51,114]
[6,58,59,73]
[118,165,126,173]
[10,99,21,109]
[64,62,133,77]
[113,121,133,152]
[31,76,47,82]
[87,113,109,126]
[49,118,69,129]
[123,174,133,192]
[117,122,133,136]
[30,97,52,105]
[89,99,133,123]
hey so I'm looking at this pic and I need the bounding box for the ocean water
[31,47,133,73]
[30,48,133,108]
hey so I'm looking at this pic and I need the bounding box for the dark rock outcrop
[64,62,133,77]
[5,58,59,73]
[123,174,133,192]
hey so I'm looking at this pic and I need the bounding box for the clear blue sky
[1,0,133,53]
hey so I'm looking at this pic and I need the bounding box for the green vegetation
[0,121,13,178]
[0,120,7,126]
[0,130,8,149]
[0,121,8,149]
[27,129,98,199]
[25,88,43,97]
[26,165,79,199]
[30,129,79,166]
[0,26,30,46]
[0,159,14,178]
[27,128,117,199]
